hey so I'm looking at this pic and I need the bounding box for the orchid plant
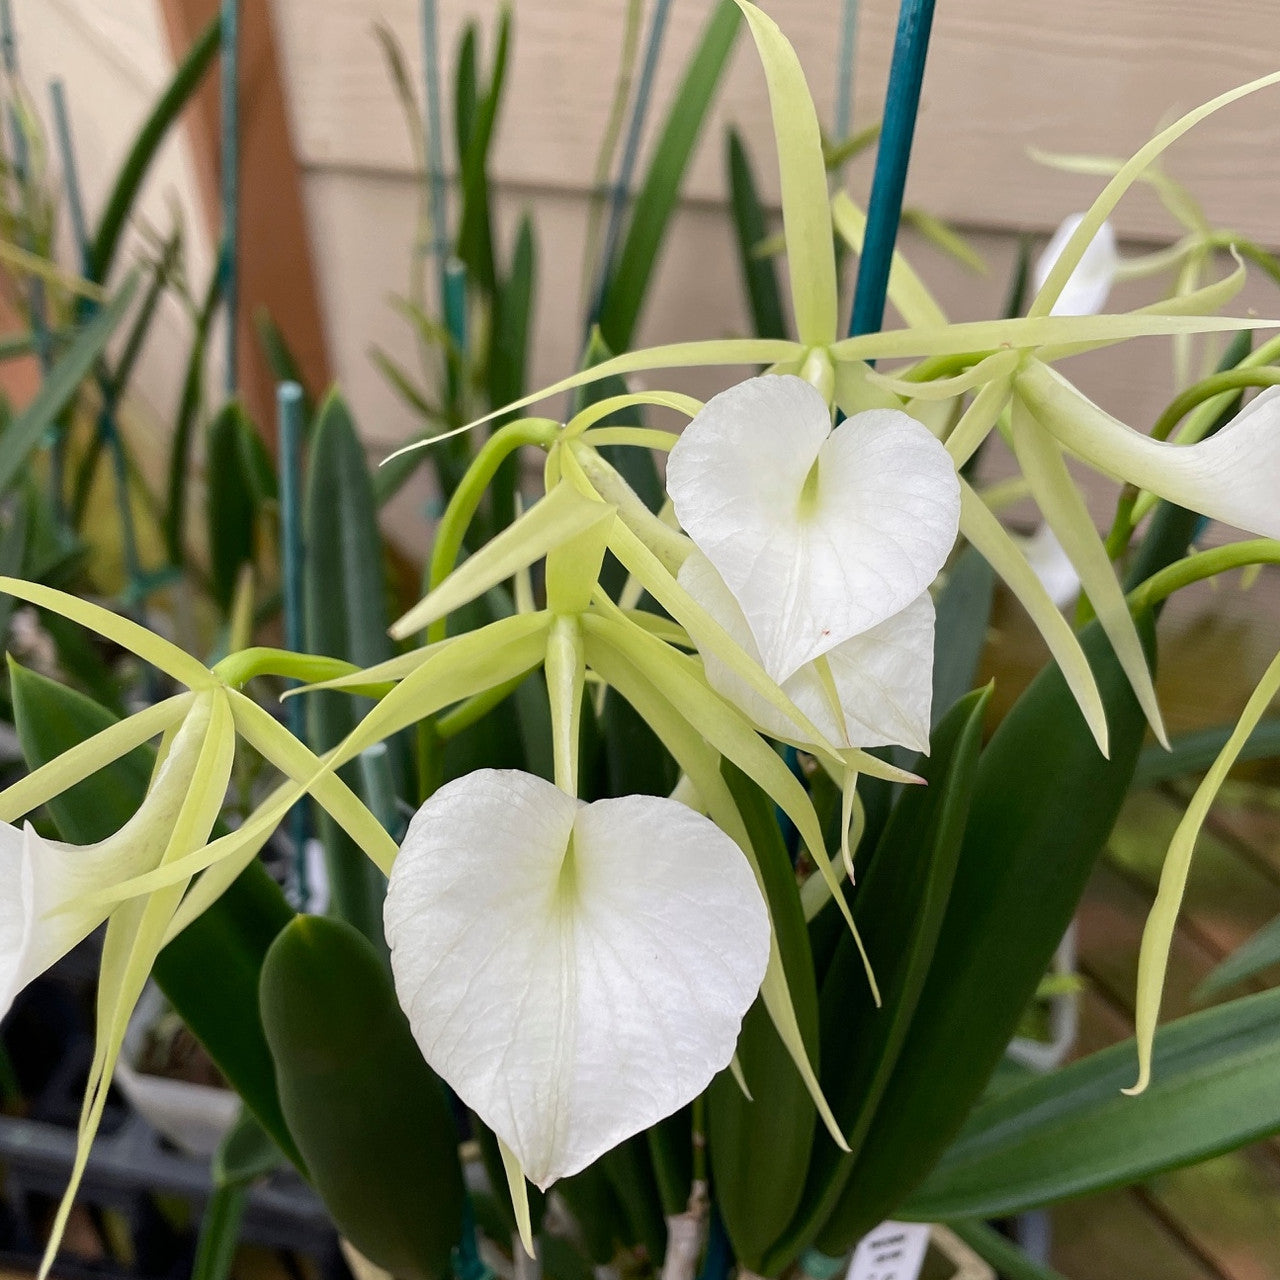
[6,3,1280,1279]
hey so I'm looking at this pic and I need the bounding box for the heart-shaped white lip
[384,770,770,1189]
[679,552,936,753]
[667,375,960,683]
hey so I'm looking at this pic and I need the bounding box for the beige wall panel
[14,0,220,431]
[274,0,1280,244]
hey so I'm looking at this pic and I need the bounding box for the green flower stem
[1127,538,1280,613]
[1102,366,1280,561]
[212,646,360,689]
[435,672,530,741]
[1149,366,1280,444]
[546,614,585,795]
[425,418,559,644]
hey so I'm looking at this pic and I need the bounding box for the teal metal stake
[221,0,240,396]
[278,381,309,907]
[847,0,937,339]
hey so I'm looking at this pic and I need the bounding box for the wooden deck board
[1058,786,1280,1279]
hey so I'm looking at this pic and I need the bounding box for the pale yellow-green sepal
[0,577,213,689]
[382,338,804,457]
[0,692,193,823]
[391,484,613,640]
[498,1136,537,1259]
[1009,401,1167,748]
[958,480,1109,755]
[831,192,947,329]
[1027,69,1280,318]
[1126,644,1280,1095]
[733,0,837,345]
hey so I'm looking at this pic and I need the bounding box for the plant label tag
[846,1221,931,1280]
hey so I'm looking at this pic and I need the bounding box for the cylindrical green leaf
[260,915,465,1280]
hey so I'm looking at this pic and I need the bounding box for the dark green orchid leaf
[726,128,786,340]
[261,915,464,1280]
[815,616,1154,1253]
[596,0,741,352]
[304,391,395,949]
[206,401,262,613]
[902,986,1280,1221]
[708,762,818,1272]
[90,14,220,282]
[763,688,989,1275]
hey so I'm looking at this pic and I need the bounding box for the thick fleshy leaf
[666,375,959,682]
[1032,215,1119,317]
[385,770,770,1189]
[679,552,934,752]
[1017,359,1280,539]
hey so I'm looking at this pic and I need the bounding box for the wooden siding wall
[10,0,1280,708]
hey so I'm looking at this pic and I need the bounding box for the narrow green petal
[40,692,235,1278]
[289,637,462,696]
[828,312,1270,366]
[1009,403,1167,747]
[733,0,837,344]
[498,1136,537,1259]
[381,338,803,458]
[958,481,1109,755]
[0,692,192,823]
[565,389,702,437]
[0,577,213,688]
[868,350,1019,403]
[1028,69,1280,318]
[1127,644,1280,1095]
[229,691,398,875]
[946,376,1014,469]
[391,485,613,640]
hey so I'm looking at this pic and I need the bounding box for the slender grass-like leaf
[946,1221,1069,1280]
[165,265,223,564]
[89,15,221,282]
[903,986,1280,1221]
[814,618,1153,1252]
[726,129,786,340]
[596,1,741,352]
[456,11,509,295]
[254,309,314,421]
[1134,718,1280,788]
[0,280,135,499]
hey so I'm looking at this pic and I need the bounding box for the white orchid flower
[679,551,935,754]
[0,692,214,1019]
[665,376,960,688]
[1033,213,1122,317]
[385,769,770,1191]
